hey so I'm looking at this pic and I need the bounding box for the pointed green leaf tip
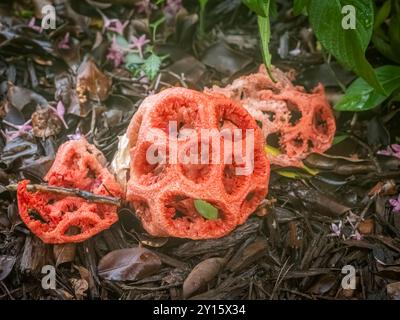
[194,199,219,220]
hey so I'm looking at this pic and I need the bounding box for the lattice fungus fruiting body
[205,65,336,167]
[17,139,122,243]
[126,88,270,239]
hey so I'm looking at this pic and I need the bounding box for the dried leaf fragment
[182,257,225,299]
[53,243,76,267]
[387,282,400,300]
[31,108,62,138]
[98,247,162,281]
[226,237,268,272]
[77,58,112,103]
[0,255,16,281]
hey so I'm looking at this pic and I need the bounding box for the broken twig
[6,183,121,207]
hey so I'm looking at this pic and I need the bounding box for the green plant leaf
[194,200,219,220]
[199,0,208,10]
[275,169,311,179]
[332,133,349,145]
[293,0,310,15]
[19,9,34,18]
[374,0,391,30]
[258,15,272,74]
[115,35,130,49]
[125,53,144,72]
[125,53,144,65]
[372,30,400,64]
[301,164,319,176]
[143,53,162,80]
[150,16,166,42]
[264,145,319,176]
[308,0,384,93]
[242,0,269,17]
[243,0,273,76]
[264,145,281,157]
[269,0,278,18]
[198,0,209,36]
[389,8,400,57]
[335,65,400,111]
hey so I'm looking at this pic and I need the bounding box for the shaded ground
[1,0,400,300]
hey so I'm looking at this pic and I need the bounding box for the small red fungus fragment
[126,88,270,239]
[45,139,122,197]
[17,139,122,243]
[206,65,336,167]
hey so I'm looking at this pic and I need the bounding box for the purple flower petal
[56,100,65,118]
[130,34,150,58]
[391,144,400,153]
[3,119,32,141]
[377,144,400,159]
[58,32,71,50]
[103,18,129,35]
[49,104,69,129]
[377,148,391,156]
[28,17,43,33]
[67,131,82,140]
[135,0,157,15]
[389,195,400,213]
[164,0,182,17]
[106,35,125,67]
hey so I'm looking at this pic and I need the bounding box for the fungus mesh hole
[149,97,201,136]
[132,142,169,186]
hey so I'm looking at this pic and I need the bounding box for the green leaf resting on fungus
[194,200,219,220]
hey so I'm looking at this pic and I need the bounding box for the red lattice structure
[206,65,336,167]
[17,139,122,243]
[126,88,270,239]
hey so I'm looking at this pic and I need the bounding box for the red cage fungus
[17,139,122,243]
[126,88,270,239]
[205,65,336,167]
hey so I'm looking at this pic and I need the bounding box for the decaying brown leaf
[226,237,268,272]
[110,133,130,190]
[53,243,76,267]
[387,282,400,300]
[174,218,262,258]
[77,58,112,103]
[182,257,225,299]
[358,218,374,235]
[98,247,162,281]
[0,255,16,281]
[201,42,251,76]
[293,187,351,217]
[55,72,90,117]
[31,108,62,138]
[309,274,337,295]
[7,83,48,111]
[70,278,89,300]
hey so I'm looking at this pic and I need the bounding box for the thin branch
[7,183,121,206]
[349,133,382,173]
